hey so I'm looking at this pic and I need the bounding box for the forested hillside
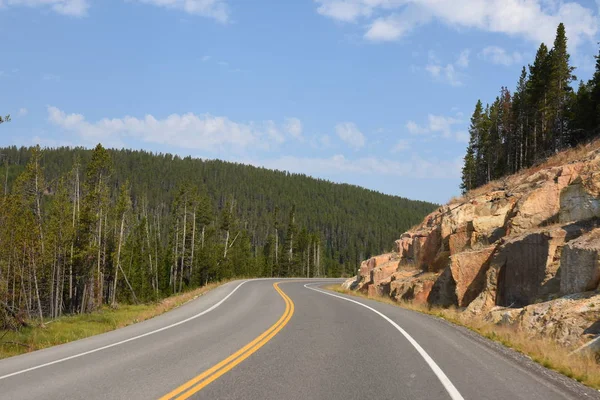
[461,23,600,192]
[0,144,435,323]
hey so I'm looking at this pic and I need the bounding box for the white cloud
[284,117,303,139]
[426,63,461,86]
[480,46,524,66]
[310,134,332,149]
[335,122,366,149]
[406,120,427,135]
[47,106,299,152]
[315,0,598,51]
[428,114,460,138]
[0,0,89,16]
[249,153,461,180]
[391,139,410,153]
[456,49,470,68]
[425,50,468,86]
[0,0,229,21]
[134,0,229,22]
[406,114,464,141]
[315,0,374,22]
[17,108,27,117]
[202,55,211,62]
[365,6,430,41]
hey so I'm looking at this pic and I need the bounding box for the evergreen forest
[461,23,600,191]
[0,144,436,324]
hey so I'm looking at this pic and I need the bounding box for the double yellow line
[159,282,294,400]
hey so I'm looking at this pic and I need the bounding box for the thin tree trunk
[118,263,138,304]
[4,158,8,196]
[96,207,103,308]
[190,208,196,281]
[31,253,43,324]
[112,212,126,305]
[224,230,230,259]
[180,201,187,293]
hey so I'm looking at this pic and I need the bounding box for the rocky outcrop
[488,292,600,347]
[358,254,395,285]
[347,144,600,348]
[560,229,600,294]
[450,246,496,307]
[495,224,584,307]
[560,179,600,223]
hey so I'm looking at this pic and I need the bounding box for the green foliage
[0,144,436,322]
[461,23,600,192]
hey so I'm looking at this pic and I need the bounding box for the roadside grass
[0,280,230,360]
[324,284,600,390]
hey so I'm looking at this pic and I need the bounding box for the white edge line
[0,280,252,381]
[305,283,465,400]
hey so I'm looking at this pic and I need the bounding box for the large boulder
[359,253,394,283]
[559,178,600,223]
[448,223,472,255]
[508,179,561,235]
[341,277,359,290]
[390,273,436,305]
[450,246,497,307]
[441,191,516,256]
[413,227,442,271]
[373,262,399,286]
[514,292,600,347]
[395,233,415,261]
[560,229,600,294]
[494,225,584,307]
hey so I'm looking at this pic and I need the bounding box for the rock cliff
[345,143,600,348]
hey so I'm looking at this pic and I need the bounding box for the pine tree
[527,43,550,164]
[512,67,529,171]
[78,144,112,311]
[570,81,594,146]
[547,23,576,152]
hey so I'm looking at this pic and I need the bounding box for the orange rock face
[450,246,497,307]
[348,145,600,348]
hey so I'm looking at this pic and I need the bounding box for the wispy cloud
[134,0,229,23]
[248,154,461,180]
[364,6,431,42]
[391,139,410,153]
[480,46,524,66]
[0,0,89,17]
[315,0,598,51]
[406,114,465,142]
[284,117,303,140]
[335,122,366,150]
[47,106,301,152]
[425,50,468,87]
[1,0,229,21]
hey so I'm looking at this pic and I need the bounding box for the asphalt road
[0,279,598,399]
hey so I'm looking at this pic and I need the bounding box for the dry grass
[0,280,230,359]
[324,284,600,390]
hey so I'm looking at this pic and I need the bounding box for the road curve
[0,279,597,399]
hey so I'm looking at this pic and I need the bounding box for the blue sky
[2,0,600,203]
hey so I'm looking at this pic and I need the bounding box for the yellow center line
[159,281,295,400]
